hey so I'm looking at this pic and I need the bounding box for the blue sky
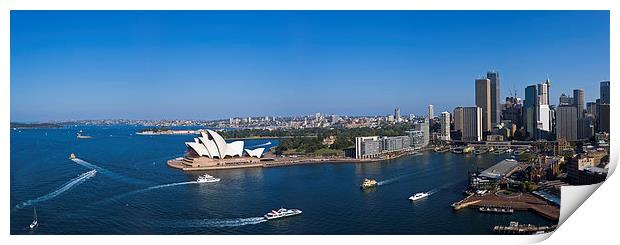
[11,11,609,122]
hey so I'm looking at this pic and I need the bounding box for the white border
[1,1,616,245]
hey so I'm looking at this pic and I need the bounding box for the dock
[451,191,560,221]
[493,221,557,234]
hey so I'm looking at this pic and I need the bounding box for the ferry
[360,178,378,189]
[264,208,303,220]
[409,192,430,201]
[197,174,220,183]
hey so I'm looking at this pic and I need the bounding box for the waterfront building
[573,89,585,117]
[567,154,608,185]
[186,130,245,159]
[555,105,577,141]
[355,136,382,159]
[475,78,492,131]
[428,104,434,120]
[406,130,425,148]
[479,159,520,180]
[413,118,430,146]
[382,136,411,152]
[461,106,482,142]
[600,80,610,104]
[440,111,451,141]
[453,107,464,132]
[487,71,501,126]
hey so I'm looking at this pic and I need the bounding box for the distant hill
[10,122,63,129]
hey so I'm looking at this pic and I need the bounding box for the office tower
[586,102,598,117]
[428,104,434,120]
[537,80,550,105]
[487,71,501,126]
[598,104,610,133]
[573,89,585,117]
[440,112,451,141]
[556,105,577,141]
[559,93,573,105]
[524,85,538,138]
[453,107,464,132]
[395,107,401,122]
[475,78,491,132]
[462,107,482,142]
[577,116,595,140]
[502,97,523,128]
[600,81,610,104]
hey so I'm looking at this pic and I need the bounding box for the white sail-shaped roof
[186,142,210,157]
[207,129,228,158]
[245,148,265,158]
[225,141,244,157]
[197,137,216,158]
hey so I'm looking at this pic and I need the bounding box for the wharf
[451,191,560,221]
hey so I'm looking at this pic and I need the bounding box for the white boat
[197,174,220,183]
[409,192,430,201]
[264,208,303,220]
[29,207,38,230]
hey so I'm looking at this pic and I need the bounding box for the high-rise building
[462,107,482,142]
[600,81,610,104]
[413,118,430,146]
[537,80,550,105]
[598,103,610,133]
[586,102,598,117]
[577,116,595,140]
[440,112,451,141]
[556,105,577,141]
[428,104,434,120]
[453,107,464,132]
[524,85,538,138]
[559,93,573,105]
[573,89,585,117]
[487,71,501,126]
[475,78,491,132]
[395,107,401,122]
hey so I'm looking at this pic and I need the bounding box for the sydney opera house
[167,129,267,170]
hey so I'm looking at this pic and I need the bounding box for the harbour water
[10,125,555,234]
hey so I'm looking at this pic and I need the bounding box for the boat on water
[264,208,302,220]
[360,178,378,189]
[29,207,38,230]
[197,174,220,183]
[409,192,430,201]
[451,147,464,154]
[474,149,487,155]
[69,153,77,160]
[77,133,93,139]
[493,150,505,155]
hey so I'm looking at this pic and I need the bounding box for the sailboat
[29,207,38,229]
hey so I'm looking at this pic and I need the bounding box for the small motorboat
[69,153,77,160]
[29,207,38,230]
[264,208,302,220]
[409,192,430,201]
[197,174,220,183]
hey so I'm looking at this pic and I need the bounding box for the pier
[451,191,560,221]
[493,221,557,234]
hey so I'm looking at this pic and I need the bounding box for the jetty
[493,221,556,234]
[451,191,560,221]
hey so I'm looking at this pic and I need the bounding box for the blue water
[10,125,555,234]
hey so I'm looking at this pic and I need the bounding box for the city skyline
[11,11,610,121]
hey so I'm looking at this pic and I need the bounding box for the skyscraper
[395,107,401,122]
[559,93,573,105]
[556,105,577,141]
[599,104,610,133]
[453,107,464,132]
[428,104,434,120]
[440,111,451,141]
[600,81,610,104]
[573,89,585,117]
[487,71,501,126]
[537,80,550,105]
[524,85,538,138]
[462,107,482,142]
[475,78,491,132]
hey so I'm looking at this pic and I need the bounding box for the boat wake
[248,141,272,148]
[71,158,149,185]
[97,181,199,205]
[427,188,439,195]
[15,170,97,210]
[377,172,418,186]
[175,217,267,228]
